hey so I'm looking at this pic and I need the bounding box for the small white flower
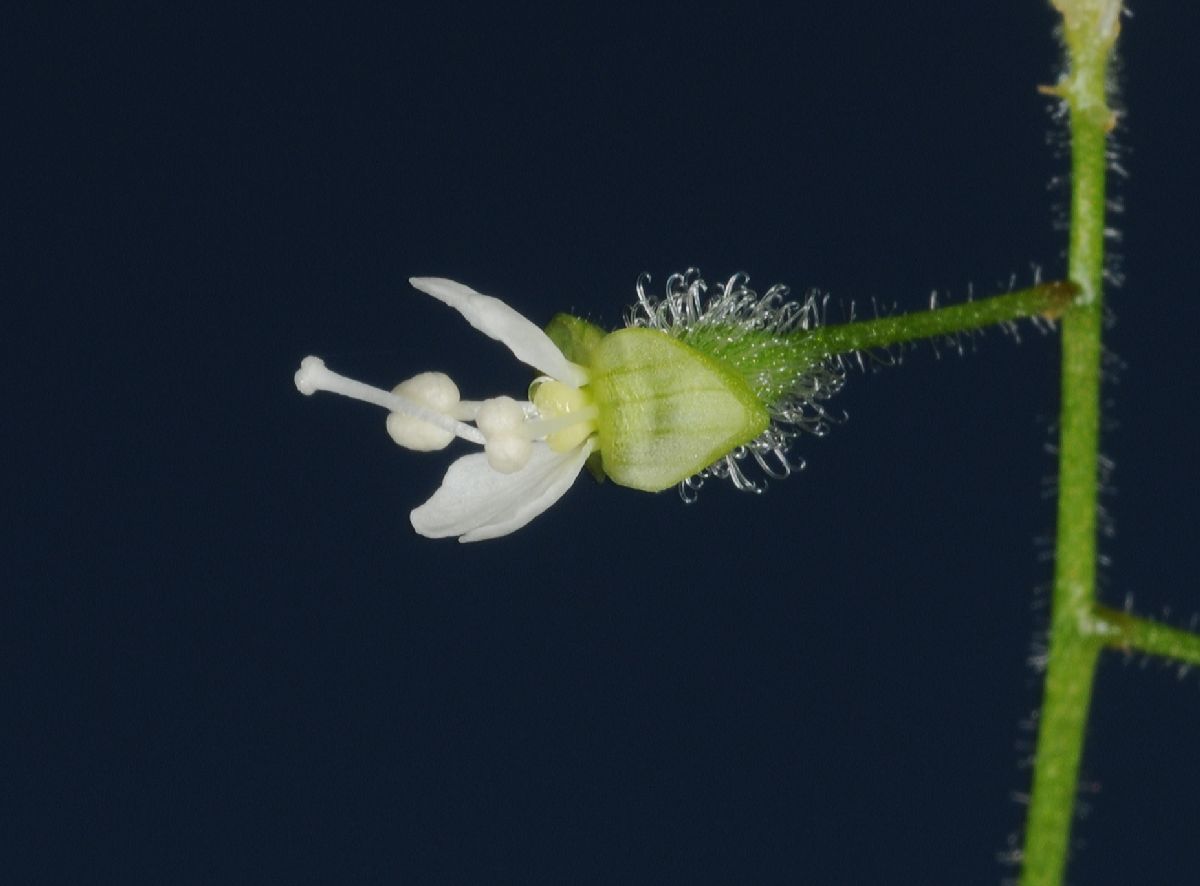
[294,278,598,542]
[298,270,844,542]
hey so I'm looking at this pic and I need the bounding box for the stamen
[522,405,600,440]
[447,401,536,421]
[449,401,482,421]
[475,396,534,473]
[294,356,486,444]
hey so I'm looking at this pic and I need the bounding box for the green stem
[790,281,1075,361]
[1020,5,1117,884]
[1022,634,1105,882]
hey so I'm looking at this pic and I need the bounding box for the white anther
[387,412,454,450]
[385,372,461,451]
[476,396,526,437]
[397,372,459,411]
[476,397,533,470]
[484,433,533,474]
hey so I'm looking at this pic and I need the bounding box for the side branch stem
[789,282,1075,362]
[1095,607,1200,667]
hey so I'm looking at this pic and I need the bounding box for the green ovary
[587,328,770,492]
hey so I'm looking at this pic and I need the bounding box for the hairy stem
[1096,607,1200,667]
[1020,3,1120,883]
[789,281,1075,362]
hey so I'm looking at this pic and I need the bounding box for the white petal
[410,438,595,542]
[409,277,589,387]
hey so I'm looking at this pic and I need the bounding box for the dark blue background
[10,3,1200,883]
